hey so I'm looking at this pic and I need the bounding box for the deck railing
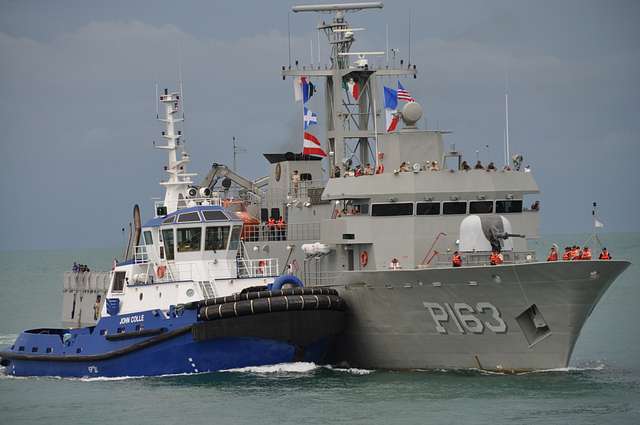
[242,222,321,242]
[237,258,279,278]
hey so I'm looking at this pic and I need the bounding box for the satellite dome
[401,102,423,128]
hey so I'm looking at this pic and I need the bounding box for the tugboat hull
[1,291,345,378]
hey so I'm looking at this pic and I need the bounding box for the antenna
[155,83,159,119]
[288,12,292,67]
[504,67,510,166]
[408,11,412,65]
[232,136,247,172]
[385,24,389,66]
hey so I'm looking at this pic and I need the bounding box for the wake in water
[221,362,373,376]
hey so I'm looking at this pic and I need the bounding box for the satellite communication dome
[401,102,423,128]
[459,215,514,252]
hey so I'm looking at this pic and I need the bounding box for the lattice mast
[285,2,416,173]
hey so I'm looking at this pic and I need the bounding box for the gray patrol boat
[63,2,629,371]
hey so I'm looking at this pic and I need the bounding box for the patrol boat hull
[1,291,345,378]
[330,260,629,371]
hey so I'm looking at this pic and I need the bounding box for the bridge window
[228,225,242,250]
[416,202,441,215]
[177,227,201,252]
[469,201,494,214]
[203,210,228,221]
[162,229,175,260]
[496,200,523,213]
[443,202,467,215]
[143,231,153,245]
[112,271,126,292]
[371,203,413,216]
[162,216,175,224]
[177,212,200,223]
[205,226,230,251]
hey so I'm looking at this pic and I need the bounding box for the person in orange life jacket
[375,152,385,174]
[490,250,503,265]
[572,245,582,260]
[562,246,572,260]
[581,246,592,260]
[267,217,276,241]
[599,248,612,260]
[547,246,558,261]
[452,251,462,267]
[354,165,363,177]
[276,216,285,241]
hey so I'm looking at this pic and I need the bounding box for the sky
[0,0,639,250]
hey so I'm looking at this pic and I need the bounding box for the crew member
[276,216,285,241]
[267,217,276,241]
[599,248,611,260]
[547,246,558,261]
[581,246,592,260]
[376,152,385,174]
[389,258,401,270]
[490,250,503,265]
[452,251,462,267]
[93,294,102,321]
[572,245,582,260]
[562,247,572,260]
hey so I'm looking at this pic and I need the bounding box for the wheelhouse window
[416,202,440,215]
[469,201,493,214]
[162,216,175,224]
[205,226,230,251]
[228,225,242,251]
[177,212,200,223]
[143,231,153,245]
[112,271,126,292]
[496,200,523,213]
[443,202,467,215]
[202,210,228,221]
[162,229,175,260]
[371,203,413,216]
[177,227,202,252]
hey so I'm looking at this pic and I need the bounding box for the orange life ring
[156,265,166,278]
[360,251,368,267]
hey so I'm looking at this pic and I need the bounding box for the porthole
[186,288,195,297]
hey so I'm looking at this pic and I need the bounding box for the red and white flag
[303,132,327,157]
[347,78,360,100]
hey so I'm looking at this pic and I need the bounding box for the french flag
[303,132,327,157]
[384,86,399,132]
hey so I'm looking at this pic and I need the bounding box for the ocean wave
[0,334,17,347]
[323,365,373,375]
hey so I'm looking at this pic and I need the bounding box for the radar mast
[285,2,416,172]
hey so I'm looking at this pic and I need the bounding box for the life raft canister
[360,251,369,267]
[156,265,166,278]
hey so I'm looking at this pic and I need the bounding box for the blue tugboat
[0,89,345,377]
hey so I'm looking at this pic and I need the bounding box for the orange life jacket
[267,218,275,228]
[376,164,384,174]
[599,251,611,260]
[581,250,592,260]
[490,252,501,265]
[276,218,285,229]
[562,251,571,260]
[452,255,462,267]
[547,251,558,261]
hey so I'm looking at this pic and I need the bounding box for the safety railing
[241,222,321,242]
[302,270,341,287]
[430,251,537,267]
[288,179,325,200]
[237,258,279,278]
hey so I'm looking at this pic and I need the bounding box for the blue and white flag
[303,106,318,130]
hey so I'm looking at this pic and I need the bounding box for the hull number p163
[423,302,507,334]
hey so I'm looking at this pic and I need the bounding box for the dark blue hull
[4,335,331,378]
[0,302,344,378]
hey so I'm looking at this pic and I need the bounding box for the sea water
[1,233,639,425]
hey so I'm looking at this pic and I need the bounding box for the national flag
[303,106,318,130]
[303,78,316,103]
[347,78,359,100]
[303,131,326,157]
[397,81,415,102]
[384,86,399,132]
